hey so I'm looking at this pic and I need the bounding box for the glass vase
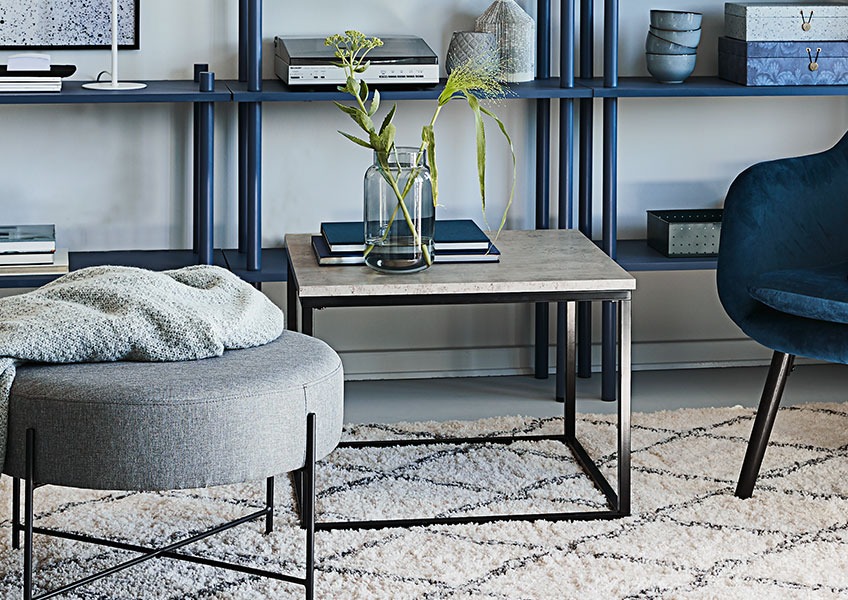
[363,146,435,274]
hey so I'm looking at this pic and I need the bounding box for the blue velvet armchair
[717,131,848,499]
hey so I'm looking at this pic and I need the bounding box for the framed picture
[0,0,139,50]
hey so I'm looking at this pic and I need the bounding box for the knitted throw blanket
[0,264,285,471]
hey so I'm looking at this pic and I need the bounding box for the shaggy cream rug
[0,402,846,599]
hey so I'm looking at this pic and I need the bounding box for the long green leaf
[378,122,396,154]
[346,76,359,97]
[359,79,370,103]
[339,131,373,149]
[332,101,360,117]
[334,101,374,134]
[368,89,381,117]
[379,104,397,135]
[351,110,375,135]
[465,94,487,218]
[422,125,438,206]
[480,105,516,237]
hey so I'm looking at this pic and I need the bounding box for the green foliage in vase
[325,30,516,263]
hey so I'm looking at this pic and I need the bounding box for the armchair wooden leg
[735,351,795,499]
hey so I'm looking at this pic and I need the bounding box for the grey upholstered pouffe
[3,329,343,598]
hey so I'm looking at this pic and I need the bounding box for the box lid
[719,36,848,56]
[726,1,848,18]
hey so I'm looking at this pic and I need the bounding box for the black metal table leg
[617,299,632,515]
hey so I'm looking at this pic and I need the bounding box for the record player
[274,35,439,86]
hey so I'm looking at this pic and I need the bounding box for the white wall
[1,0,845,378]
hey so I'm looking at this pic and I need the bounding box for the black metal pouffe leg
[24,430,35,600]
[17,415,320,599]
[304,413,316,600]
[265,477,275,534]
[12,477,20,550]
[736,351,795,499]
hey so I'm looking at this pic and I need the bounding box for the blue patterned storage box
[725,2,848,42]
[718,36,848,85]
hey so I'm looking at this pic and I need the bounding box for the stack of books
[312,219,500,266]
[0,55,75,93]
[0,224,69,276]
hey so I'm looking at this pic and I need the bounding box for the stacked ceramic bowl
[646,10,702,83]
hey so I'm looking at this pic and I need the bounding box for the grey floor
[344,363,848,424]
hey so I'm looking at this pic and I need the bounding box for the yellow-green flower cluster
[325,31,384,74]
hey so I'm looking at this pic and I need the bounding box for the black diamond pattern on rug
[0,402,845,599]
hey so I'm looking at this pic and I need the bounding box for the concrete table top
[285,229,635,301]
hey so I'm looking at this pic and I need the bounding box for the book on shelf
[0,248,68,276]
[0,76,62,92]
[320,219,491,253]
[0,224,56,253]
[311,235,500,266]
[0,250,55,265]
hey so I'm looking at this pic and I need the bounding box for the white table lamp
[82,0,145,90]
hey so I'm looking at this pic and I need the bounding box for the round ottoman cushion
[2,331,343,491]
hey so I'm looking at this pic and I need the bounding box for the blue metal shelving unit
[0,72,223,289]
[586,0,848,399]
[8,1,824,386]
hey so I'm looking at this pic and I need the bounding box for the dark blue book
[321,219,491,253]
[311,236,500,266]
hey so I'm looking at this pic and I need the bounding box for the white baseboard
[338,338,784,380]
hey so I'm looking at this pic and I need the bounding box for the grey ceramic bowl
[649,10,703,31]
[646,31,697,54]
[646,52,696,83]
[649,25,701,48]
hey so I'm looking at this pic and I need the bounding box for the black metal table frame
[287,254,632,530]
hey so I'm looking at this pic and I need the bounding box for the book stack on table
[312,219,500,266]
[0,224,69,277]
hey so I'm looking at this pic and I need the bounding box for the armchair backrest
[717,131,848,326]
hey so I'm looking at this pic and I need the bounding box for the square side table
[285,229,636,529]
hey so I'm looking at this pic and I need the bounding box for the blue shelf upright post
[602,0,619,401]
[196,71,216,265]
[535,0,552,380]
[237,0,262,272]
[192,63,208,256]
[237,0,249,254]
[577,0,594,379]
[556,0,576,401]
